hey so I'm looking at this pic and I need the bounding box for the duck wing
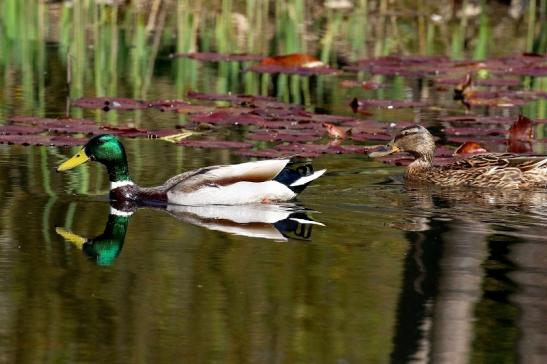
[451,153,516,169]
[164,159,291,193]
[452,153,547,171]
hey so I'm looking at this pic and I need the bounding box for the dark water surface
[1,47,547,363]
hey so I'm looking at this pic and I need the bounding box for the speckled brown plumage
[370,125,547,189]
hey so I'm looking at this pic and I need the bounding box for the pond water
[1,27,547,364]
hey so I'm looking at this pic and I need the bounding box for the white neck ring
[110,180,135,190]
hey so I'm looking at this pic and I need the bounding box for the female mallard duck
[369,125,547,189]
[57,134,326,205]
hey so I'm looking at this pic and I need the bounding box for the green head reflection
[56,207,131,266]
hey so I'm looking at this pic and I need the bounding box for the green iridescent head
[57,134,131,182]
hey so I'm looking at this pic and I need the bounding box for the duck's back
[406,153,547,189]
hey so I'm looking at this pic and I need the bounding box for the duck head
[369,125,435,162]
[57,134,131,182]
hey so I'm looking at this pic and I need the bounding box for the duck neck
[104,160,134,190]
[407,153,433,174]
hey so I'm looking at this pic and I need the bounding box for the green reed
[473,0,489,60]
[1,0,545,118]
[451,0,468,59]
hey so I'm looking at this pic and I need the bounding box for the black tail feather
[274,164,315,193]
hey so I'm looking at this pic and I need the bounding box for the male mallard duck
[57,134,326,205]
[369,125,547,189]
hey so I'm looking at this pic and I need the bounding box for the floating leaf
[350,97,428,111]
[187,90,277,105]
[178,140,254,149]
[72,97,147,111]
[454,141,488,155]
[247,64,338,75]
[235,149,291,158]
[508,114,533,141]
[339,80,382,89]
[275,142,367,156]
[148,99,192,112]
[101,125,150,138]
[170,52,264,62]
[0,134,85,146]
[259,54,325,68]
[9,116,96,127]
[0,124,45,135]
[323,122,349,139]
[247,129,321,143]
[190,110,267,126]
[443,127,506,137]
[160,130,198,143]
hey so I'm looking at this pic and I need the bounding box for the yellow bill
[57,149,90,172]
[55,227,87,249]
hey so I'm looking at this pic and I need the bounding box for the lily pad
[350,97,428,111]
[72,97,147,111]
[190,110,267,126]
[178,140,254,149]
[508,115,533,142]
[0,134,85,146]
[0,124,46,135]
[247,64,338,75]
[453,141,488,155]
[170,52,264,62]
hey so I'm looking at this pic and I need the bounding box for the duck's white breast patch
[167,181,296,205]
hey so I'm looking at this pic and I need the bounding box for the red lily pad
[101,125,150,138]
[443,127,507,137]
[512,65,547,76]
[436,115,516,125]
[49,136,87,146]
[508,115,533,142]
[274,143,367,155]
[506,140,532,154]
[187,91,277,105]
[190,110,267,126]
[350,97,428,111]
[247,129,321,143]
[247,64,338,75]
[339,80,382,89]
[9,116,97,127]
[258,54,325,67]
[178,140,254,149]
[0,134,85,146]
[323,122,348,139]
[72,97,147,111]
[170,52,264,62]
[47,124,104,135]
[454,141,488,155]
[148,99,192,112]
[9,117,104,135]
[349,131,393,142]
[235,149,291,158]
[176,104,218,114]
[0,124,46,135]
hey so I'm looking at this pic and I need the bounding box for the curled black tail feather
[273,212,316,240]
[274,164,315,193]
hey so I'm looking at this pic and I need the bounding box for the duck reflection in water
[56,201,324,266]
[387,184,547,363]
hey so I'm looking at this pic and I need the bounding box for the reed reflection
[390,186,547,363]
[56,201,323,266]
